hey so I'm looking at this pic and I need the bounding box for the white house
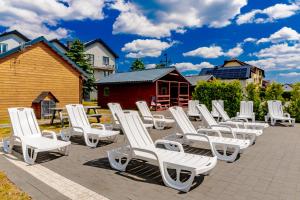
[84,39,119,100]
[283,83,293,92]
[0,30,30,53]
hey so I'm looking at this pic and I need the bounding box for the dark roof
[97,67,182,84]
[84,39,119,58]
[185,75,214,86]
[50,39,68,52]
[0,36,88,78]
[0,30,30,42]
[33,91,59,103]
[199,66,251,79]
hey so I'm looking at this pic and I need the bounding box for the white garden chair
[65,104,119,147]
[187,100,201,120]
[266,100,295,126]
[107,110,217,192]
[4,108,70,165]
[136,101,175,129]
[108,103,153,129]
[213,101,268,134]
[196,104,257,145]
[211,100,223,120]
[236,101,255,122]
[168,106,251,162]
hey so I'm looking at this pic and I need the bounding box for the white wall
[0,34,27,51]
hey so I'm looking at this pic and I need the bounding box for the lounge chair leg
[160,163,195,192]
[211,144,240,162]
[60,128,72,142]
[154,120,165,130]
[22,145,37,165]
[108,148,131,171]
[84,134,99,148]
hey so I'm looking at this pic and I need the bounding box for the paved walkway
[1,118,300,199]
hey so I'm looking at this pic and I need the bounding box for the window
[103,56,109,65]
[104,71,111,77]
[104,87,110,97]
[41,100,56,118]
[0,43,8,53]
[86,54,94,66]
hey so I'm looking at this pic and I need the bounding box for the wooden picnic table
[50,107,65,125]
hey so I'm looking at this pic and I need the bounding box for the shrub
[286,83,300,122]
[265,82,284,101]
[245,83,265,120]
[193,80,243,117]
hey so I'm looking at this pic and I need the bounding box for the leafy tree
[130,59,145,71]
[287,83,300,122]
[193,80,243,117]
[265,82,284,101]
[245,83,265,120]
[66,39,95,95]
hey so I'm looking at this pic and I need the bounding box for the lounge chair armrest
[211,125,237,138]
[91,123,106,130]
[154,139,184,152]
[152,114,165,119]
[71,126,85,133]
[231,117,248,122]
[219,121,240,129]
[131,147,160,160]
[197,128,222,137]
[284,113,291,118]
[42,130,57,140]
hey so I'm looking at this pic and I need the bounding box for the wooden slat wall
[0,42,82,120]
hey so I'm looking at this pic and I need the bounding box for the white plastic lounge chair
[136,101,175,129]
[187,100,201,120]
[168,106,251,162]
[196,104,257,145]
[107,110,217,192]
[65,104,119,147]
[213,101,269,134]
[4,108,70,165]
[236,101,255,122]
[108,103,153,129]
[266,100,295,126]
[211,100,223,120]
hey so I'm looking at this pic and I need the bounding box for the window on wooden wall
[0,43,8,53]
[104,87,110,97]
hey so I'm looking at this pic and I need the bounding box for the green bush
[265,82,284,101]
[287,83,300,122]
[245,83,265,120]
[193,80,243,117]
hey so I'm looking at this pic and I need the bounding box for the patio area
[0,110,300,200]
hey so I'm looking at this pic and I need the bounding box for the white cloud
[237,3,300,25]
[121,39,173,58]
[0,0,105,39]
[243,37,257,43]
[279,72,300,77]
[183,44,243,58]
[247,43,300,70]
[183,45,224,58]
[225,44,244,58]
[145,64,156,69]
[174,62,214,72]
[257,27,300,44]
[110,0,247,38]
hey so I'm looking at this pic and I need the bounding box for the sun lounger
[4,108,70,164]
[187,100,201,120]
[107,110,217,192]
[236,101,255,122]
[266,100,295,126]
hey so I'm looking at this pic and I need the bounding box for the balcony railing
[93,64,115,71]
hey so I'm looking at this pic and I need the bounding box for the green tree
[287,83,300,122]
[130,59,145,71]
[66,39,95,94]
[193,80,242,117]
[265,82,284,101]
[245,83,265,120]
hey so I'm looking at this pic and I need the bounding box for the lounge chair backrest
[188,100,200,115]
[169,106,196,134]
[107,103,123,125]
[197,104,218,127]
[66,104,90,128]
[8,108,41,138]
[211,100,223,117]
[268,100,283,117]
[213,101,230,121]
[240,101,253,116]
[136,101,152,118]
[116,110,154,150]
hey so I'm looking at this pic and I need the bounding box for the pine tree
[66,39,95,94]
[130,58,145,71]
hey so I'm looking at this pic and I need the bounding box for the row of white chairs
[188,99,295,126]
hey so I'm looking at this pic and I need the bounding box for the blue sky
[1,0,300,83]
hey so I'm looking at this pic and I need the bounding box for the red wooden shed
[97,67,190,110]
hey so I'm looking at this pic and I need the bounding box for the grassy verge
[0,172,31,200]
